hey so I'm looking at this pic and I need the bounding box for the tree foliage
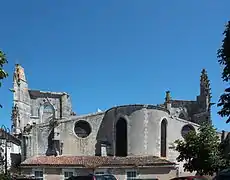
[219,133,230,169]
[0,50,8,108]
[0,50,8,86]
[0,172,11,180]
[217,21,230,123]
[174,122,221,175]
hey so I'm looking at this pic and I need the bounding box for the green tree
[219,133,230,169]
[217,21,230,123]
[174,122,222,175]
[0,50,8,108]
[0,172,12,180]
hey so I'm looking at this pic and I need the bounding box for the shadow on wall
[45,126,61,156]
[46,129,56,156]
[43,103,60,156]
[10,153,21,169]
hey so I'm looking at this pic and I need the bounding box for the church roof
[28,89,69,99]
[20,155,175,168]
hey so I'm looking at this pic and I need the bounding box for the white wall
[0,141,21,172]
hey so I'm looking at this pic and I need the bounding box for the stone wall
[12,65,213,178]
[95,105,170,156]
[29,90,72,122]
[24,103,200,176]
[61,113,104,156]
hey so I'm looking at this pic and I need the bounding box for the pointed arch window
[161,119,167,157]
[40,103,55,123]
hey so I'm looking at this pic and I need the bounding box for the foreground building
[11,64,212,180]
[0,128,21,173]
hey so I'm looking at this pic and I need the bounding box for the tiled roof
[20,155,175,168]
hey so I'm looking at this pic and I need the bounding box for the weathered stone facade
[11,64,212,179]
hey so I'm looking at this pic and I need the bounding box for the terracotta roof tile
[21,155,175,168]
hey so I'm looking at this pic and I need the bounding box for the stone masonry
[11,64,212,176]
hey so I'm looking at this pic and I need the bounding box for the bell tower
[199,69,211,112]
[195,69,212,124]
[11,64,31,136]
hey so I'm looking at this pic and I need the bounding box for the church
[10,64,214,180]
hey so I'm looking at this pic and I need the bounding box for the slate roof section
[20,155,175,168]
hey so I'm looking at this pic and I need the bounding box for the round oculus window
[181,124,195,138]
[74,120,92,138]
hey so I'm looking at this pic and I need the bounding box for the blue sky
[0,1,230,131]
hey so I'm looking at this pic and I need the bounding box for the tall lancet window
[40,103,55,124]
[161,119,167,157]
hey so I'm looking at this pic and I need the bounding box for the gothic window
[181,124,195,138]
[41,104,55,123]
[43,104,54,114]
[161,119,167,157]
[74,120,92,138]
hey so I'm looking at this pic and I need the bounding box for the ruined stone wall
[17,90,72,159]
[30,97,61,119]
[25,103,200,162]
[61,113,105,156]
[13,81,31,134]
[29,91,72,121]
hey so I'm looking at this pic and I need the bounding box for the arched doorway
[115,118,127,157]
